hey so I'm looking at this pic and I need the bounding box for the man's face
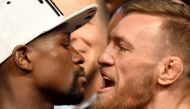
[71,11,107,80]
[54,0,107,85]
[30,25,86,105]
[93,13,164,109]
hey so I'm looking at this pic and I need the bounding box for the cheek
[93,32,107,49]
[84,26,106,47]
[32,53,75,91]
[116,62,156,100]
[82,51,98,74]
[51,55,75,89]
[115,56,156,90]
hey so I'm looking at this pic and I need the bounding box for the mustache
[72,66,86,89]
[74,66,85,77]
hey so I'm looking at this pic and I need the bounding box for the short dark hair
[119,0,190,19]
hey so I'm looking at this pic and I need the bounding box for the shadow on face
[17,24,87,105]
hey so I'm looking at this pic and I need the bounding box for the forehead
[110,13,163,44]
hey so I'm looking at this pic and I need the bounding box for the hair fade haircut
[117,0,190,82]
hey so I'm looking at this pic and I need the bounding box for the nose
[97,45,114,66]
[71,47,85,64]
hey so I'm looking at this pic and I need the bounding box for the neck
[0,75,53,109]
[147,87,190,109]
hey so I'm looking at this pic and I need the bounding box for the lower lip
[78,76,87,86]
[97,86,114,94]
[78,76,86,82]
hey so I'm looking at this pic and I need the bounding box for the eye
[118,44,128,52]
[62,43,71,49]
[112,37,130,53]
[78,50,86,54]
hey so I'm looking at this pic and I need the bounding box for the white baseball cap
[0,0,97,64]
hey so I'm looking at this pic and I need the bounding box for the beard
[92,66,157,109]
[47,67,85,105]
[59,69,85,105]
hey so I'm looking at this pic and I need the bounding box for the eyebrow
[112,35,134,49]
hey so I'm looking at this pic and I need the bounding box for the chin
[52,91,85,105]
[42,87,85,105]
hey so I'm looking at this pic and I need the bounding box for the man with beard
[92,0,190,109]
[0,0,97,109]
[54,0,109,109]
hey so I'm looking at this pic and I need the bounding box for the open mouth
[97,71,116,93]
[102,75,115,88]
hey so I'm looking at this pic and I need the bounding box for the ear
[158,56,183,85]
[12,45,33,71]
